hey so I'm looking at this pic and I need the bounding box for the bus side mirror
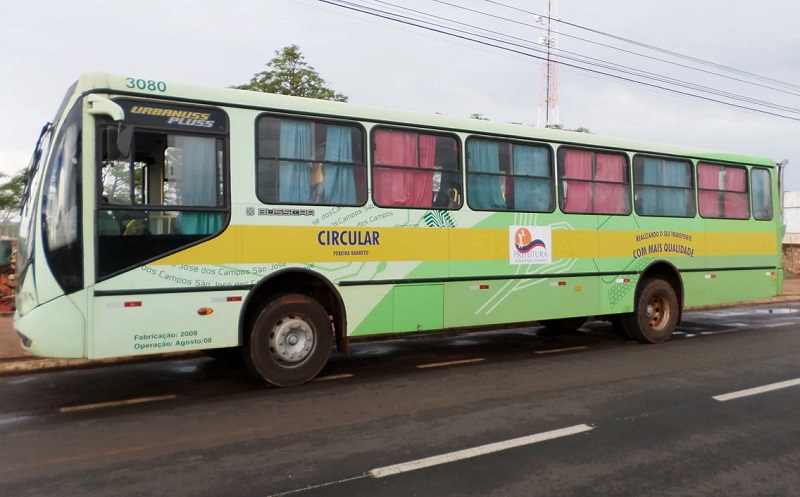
[87,94,125,121]
[116,126,133,159]
[105,125,133,160]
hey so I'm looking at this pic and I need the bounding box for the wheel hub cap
[648,297,668,329]
[270,315,314,364]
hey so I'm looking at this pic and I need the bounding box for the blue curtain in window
[641,157,661,215]
[468,140,506,209]
[513,144,550,211]
[661,159,691,216]
[279,120,312,203]
[177,136,222,235]
[752,169,772,219]
[323,125,356,204]
[642,158,691,216]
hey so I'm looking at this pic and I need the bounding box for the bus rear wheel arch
[243,293,333,386]
[624,278,679,344]
[241,269,348,357]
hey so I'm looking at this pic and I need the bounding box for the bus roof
[74,72,777,168]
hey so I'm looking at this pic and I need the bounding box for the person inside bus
[310,161,324,203]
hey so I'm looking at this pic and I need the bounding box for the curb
[0,351,202,376]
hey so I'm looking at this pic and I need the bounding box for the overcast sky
[3,0,800,189]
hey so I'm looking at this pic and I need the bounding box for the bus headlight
[16,291,37,316]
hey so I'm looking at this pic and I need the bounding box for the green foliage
[545,124,592,133]
[234,45,348,102]
[0,169,27,223]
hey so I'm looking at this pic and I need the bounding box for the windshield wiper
[20,122,52,210]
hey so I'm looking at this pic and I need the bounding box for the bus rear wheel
[244,294,333,387]
[625,279,678,344]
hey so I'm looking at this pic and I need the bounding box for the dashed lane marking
[713,378,800,402]
[314,374,354,381]
[701,329,735,335]
[58,394,177,413]
[535,346,589,354]
[416,358,485,369]
[368,424,594,478]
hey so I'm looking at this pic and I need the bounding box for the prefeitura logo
[509,226,552,265]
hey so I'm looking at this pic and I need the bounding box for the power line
[319,0,800,120]
[483,0,800,92]
[357,0,800,113]
[427,0,800,98]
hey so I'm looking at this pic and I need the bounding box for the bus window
[466,137,553,212]
[633,155,696,217]
[698,163,750,219]
[751,168,773,221]
[558,148,631,215]
[372,128,461,209]
[96,126,227,279]
[41,104,83,293]
[256,115,367,206]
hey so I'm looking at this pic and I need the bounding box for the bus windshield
[17,81,79,289]
[16,122,53,283]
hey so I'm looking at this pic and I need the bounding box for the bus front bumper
[14,295,86,359]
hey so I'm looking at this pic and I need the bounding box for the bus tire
[625,279,678,344]
[244,294,333,387]
[538,317,586,334]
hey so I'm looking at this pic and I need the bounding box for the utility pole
[536,0,560,127]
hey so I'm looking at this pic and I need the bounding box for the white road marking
[535,346,589,354]
[58,394,176,413]
[369,424,593,478]
[264,475,368,497]
[713,378,800,402]
[416,358,485,369]
[701,329,735,335]
[0,416,33,427]
[763,322,795,328]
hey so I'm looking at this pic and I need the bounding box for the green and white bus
[15,73,786,385]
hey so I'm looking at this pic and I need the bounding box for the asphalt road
[1,303,799,497]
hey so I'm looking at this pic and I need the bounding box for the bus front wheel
[625,279,678,344]
[244,294,333,386]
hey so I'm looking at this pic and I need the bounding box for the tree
[0,169,26,226]
[234,45,348,102]
[545,123,592,133]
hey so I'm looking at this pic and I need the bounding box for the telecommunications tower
[536,0,559,127]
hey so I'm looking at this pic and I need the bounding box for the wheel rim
[269,314,315,366]
[646,294,670,330]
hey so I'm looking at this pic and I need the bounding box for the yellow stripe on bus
[153,226,777,266]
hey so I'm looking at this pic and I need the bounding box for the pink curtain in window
[373,130,435,207]
[724,167,749,219]
[563,150,593,212]
[698,164,721,217]
[406,135,435,207]
[373,130,417,206]
[594,154,626,214]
